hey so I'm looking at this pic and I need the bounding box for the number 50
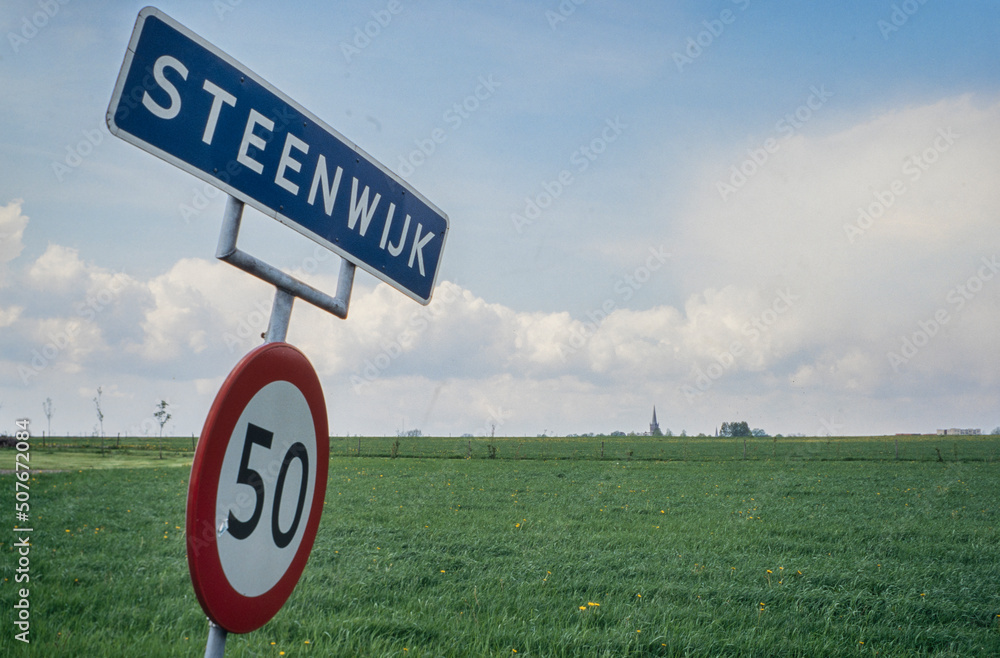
[228,423,309,548]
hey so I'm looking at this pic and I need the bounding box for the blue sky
[2,0,999,438]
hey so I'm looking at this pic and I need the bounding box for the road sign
[107,7,448,304]
[186,342,329,634]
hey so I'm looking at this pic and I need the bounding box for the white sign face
[215,381,317,597]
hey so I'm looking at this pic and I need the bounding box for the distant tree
[93,387,104,438]
[721,421,751,437]
[93,387,105,456]
[751,428,768,437]
[42,397,54,446]
[663,428,673,437]
[992,426,1000,436]
[154,400,171,459]
[154,400,171,437]
[680,430,687,437]
[42,397,53,435]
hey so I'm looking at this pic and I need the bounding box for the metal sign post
[106,8,450,657]
[204,622,226,658]
[192,196,352,658]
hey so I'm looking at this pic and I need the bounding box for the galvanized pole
[204,620,227,658]
[265,288,295,343]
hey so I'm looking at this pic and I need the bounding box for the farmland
[3,436,1000,656]
[13,432,1000,465]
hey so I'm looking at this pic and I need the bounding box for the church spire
[649,406,661,436]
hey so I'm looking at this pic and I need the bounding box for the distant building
[937,428,981,436]
[649,407,661,436]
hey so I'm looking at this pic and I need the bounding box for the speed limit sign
[186,342,329,634]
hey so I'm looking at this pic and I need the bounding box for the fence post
[895,438,899,461]
[743,438,747,460]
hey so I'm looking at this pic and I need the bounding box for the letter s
[142,55,189,120]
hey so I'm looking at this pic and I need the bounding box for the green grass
[6,433,1000,470]
[3,439,1000,656]
[0,437,196,471]
[331,434,1000,463]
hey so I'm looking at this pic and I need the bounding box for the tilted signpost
[106,7,449,656]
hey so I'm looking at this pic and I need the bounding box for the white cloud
[4,95,999,437]
[26,243,89,290]
[0,305,22,328]
[322,93,1000,434]
[0,199,28,286]
[131,258,273,363]
[663,93,1000,400]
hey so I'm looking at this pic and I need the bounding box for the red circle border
[186,342,329,634]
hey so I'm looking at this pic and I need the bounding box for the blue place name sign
[107,7,449,304]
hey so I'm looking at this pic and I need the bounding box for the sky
[1,0,999,439]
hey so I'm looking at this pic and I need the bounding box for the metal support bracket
[216,195,356,342]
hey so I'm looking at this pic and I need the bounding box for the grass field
[3,436,1000,656]
[8,432,1000,467]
